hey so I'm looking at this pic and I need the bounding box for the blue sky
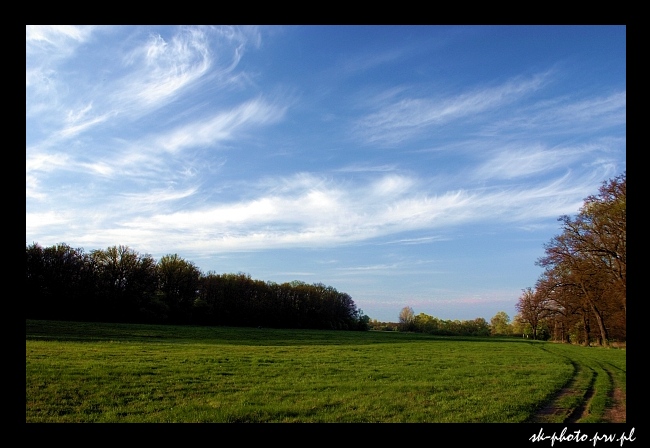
[26,25,626,323]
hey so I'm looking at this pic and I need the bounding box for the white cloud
[26,26,97,122]
[58,111,115,139]
[26,25,99,108]
[336,163,397,173]
[471,171,603,222]
[115,28,212,113]
[27,26,257,151]
[26,25,95,52]
[156,97,287,153]
[95,171,582,254]
[382,236,448,245]
[26,155,612,256]
[355,73,548,146]
[483,91,626,138]
[557,91,626,124]
[472,144,588,180]
[25,152,70,173]
[26,211,76,236]
[369,174,416,197]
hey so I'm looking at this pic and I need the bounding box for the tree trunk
[590,302,610,347]
[581,313,590,346]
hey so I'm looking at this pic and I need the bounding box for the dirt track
[529,365,626,423]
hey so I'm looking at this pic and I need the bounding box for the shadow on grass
[27,319,547,347]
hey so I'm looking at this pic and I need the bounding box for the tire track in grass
[528,360,585,424]
[565,366,596,423]
[601,367,626,423]
[529,353,626,423]
[573,362,626,423]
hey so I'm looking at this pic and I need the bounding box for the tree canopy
[516,172,626,345]
[26,243,369,331]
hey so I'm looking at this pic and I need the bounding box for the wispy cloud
[155,97,287,153]
[26,144,617,258]
[25,211,73,235]
[472,144,591,180]
[26,25,99,121]
[26,169,599,255]
[26,153,71,199]
[26,95,287,218]
[117,28,212,112]
[554,91,626,125]
[336,163,397,173]
[26,25,96,55]
[58,111,115,139]
[483,91,626,138]
[27,26,259,148]
[354,73,548,146]
[471,170,609,222]
[337,263,402,272]
[336,48,407,78]
[382,236,448,245]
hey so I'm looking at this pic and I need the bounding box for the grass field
[26,319,626,423]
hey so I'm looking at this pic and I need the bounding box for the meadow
[26,319,626,423]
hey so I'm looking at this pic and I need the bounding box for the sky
[26,25,626,324]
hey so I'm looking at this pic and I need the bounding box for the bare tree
[398,306,415,331]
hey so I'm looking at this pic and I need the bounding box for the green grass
[26,320,626,423]
[527,343,627,423]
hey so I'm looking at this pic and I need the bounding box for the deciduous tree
[398,306,415,331]
[157,254,201,324]
[91,245,157,322]
[515,287,550,340]
[490,311,512,335]
[535,173,625,346]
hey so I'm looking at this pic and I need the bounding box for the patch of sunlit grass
[26,320,625,423]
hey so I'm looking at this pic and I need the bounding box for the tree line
[397,306,492,336]
[25,243,370,331]
[515,172,626,346]
[375,306,525,337]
